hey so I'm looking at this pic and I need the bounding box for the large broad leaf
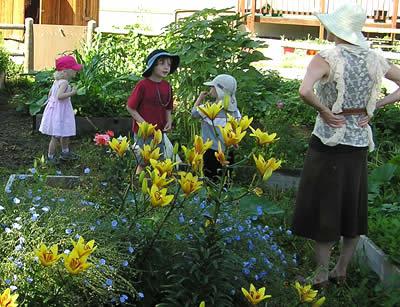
[369,163,398,183]
[29,95,48,115]
[237,194,284,216]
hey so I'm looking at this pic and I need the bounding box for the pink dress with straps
[39,80,76,137]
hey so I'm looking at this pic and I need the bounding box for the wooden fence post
[86,20,97,49]
[24,18,34,74]
[318,0,326,40]
[392,0,399,42]
[248,0,256,34]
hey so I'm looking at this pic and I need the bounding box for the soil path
[0,93,47,173]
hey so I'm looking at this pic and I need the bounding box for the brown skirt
[292,135,368,242]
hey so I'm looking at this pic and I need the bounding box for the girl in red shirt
[126,49,179,173]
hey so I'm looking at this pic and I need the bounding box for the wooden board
[40,0,98,26]
[0,0,25,38]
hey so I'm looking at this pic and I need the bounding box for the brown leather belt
[335,108,367,116]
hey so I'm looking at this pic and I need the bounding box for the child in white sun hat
[192,74,241,179]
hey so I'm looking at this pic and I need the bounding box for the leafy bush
[0,46,9,72]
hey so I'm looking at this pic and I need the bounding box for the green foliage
[373,103,400,159]
[0,46,9,72]
[368,152,400,264]
[369,212,400,265]
[158,227,241,307]
[163,8,268,142]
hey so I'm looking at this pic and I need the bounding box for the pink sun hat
[55,55,83,71]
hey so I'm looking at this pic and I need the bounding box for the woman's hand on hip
[358,115,371,128]
[320,110,346,128]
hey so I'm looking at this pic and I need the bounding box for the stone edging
[356,235,400,286]
[33,114,132,135]
[5,174,80,192]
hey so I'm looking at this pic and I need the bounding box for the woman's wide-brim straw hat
[315,4,369,48]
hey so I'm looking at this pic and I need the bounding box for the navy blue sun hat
[142,49,180,77]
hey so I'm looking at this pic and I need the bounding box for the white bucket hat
[204,74,238,112]
[315,4,369,49]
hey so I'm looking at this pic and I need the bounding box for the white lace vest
[312,44,390,151]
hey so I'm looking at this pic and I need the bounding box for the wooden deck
[239,0,400,40]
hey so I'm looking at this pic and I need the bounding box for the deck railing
[239,0,400,38]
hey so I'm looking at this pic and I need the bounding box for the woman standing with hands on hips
[292,4,400,288]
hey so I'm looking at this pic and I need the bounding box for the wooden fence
[0,18,33,73]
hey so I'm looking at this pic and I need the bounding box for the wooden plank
[257,16,320,27]
[59,0,74,25]
[33,24,86,70]
[0,0,24,38]
[319,0,326,40]
[248,0,256,33]
[0,23,25,30]
[87,0,99,23]
[362,26,400,34]
[40,0,60,24]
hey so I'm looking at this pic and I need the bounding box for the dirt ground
[0,93,47,174]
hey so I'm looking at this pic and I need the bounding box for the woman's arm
[299,54,345,128]
[57,81,76,100]
[376,64,400,108]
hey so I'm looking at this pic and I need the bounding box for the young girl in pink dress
[39,55,82,162]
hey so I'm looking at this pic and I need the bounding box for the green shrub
[0,46,9,73]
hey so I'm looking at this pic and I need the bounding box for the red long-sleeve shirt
[127,78,173,133]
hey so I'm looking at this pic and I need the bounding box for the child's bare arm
[194,91,209,107]
[126,105,145,123]
[57,82,77,100]
[164,110,172,132]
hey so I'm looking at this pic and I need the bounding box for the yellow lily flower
[194,135,213,155]
[148,169,174,188]
[182,146,204,173]
[150,158,178,176]
[150,129,163,147]
[35,243,62,267]
[312,296,326,307]
[0,288,18,307]
[241,283,271,305]
[294,281,318,303]
[178,172,203,197]
[249,127,278,145]
[227,114,253,131]
[148,184,174,207]
[239,116,253,131]
[214,142,230,166]
[253,155,282,181]
[109,137,130,157]
[199,301,205,307]
[218,123,246,147]
[71,236,97,258]
[140,145,161,164]
[64,249,92,275]
[197,102,223,120]
[227,114,239,129]
[137,122,157,139]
